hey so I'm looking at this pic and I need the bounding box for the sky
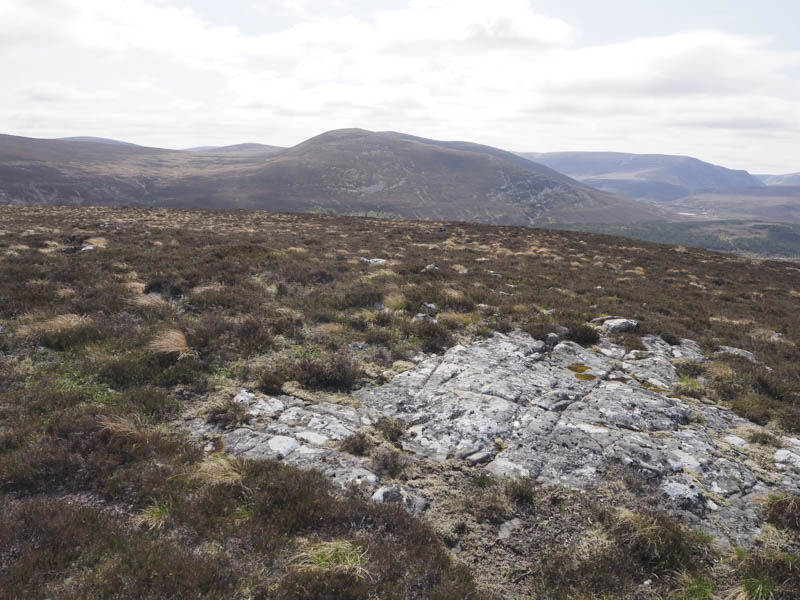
[1,0,799,173]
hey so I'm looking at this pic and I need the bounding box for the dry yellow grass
[17,313,90,338]
[384,292,406,310]
[190,283,224,296]
[706,361,736,380]
[148,329,197,360]
[130,293,168,308]
[291,539,370,580]
[192,454,246,488]
[751,327,794,345]
[275,307,303,322]
[125,281,146,294]
[99,414,149,442]
[84,236,108,248]
[438,312,480,326]
[710,316,754,326]
[362,268,398,280]
[313,322,345,336]
[441,288,467,303]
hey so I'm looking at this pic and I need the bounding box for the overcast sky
[2,0,799,172]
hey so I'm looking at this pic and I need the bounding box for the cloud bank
[1,0,798,172]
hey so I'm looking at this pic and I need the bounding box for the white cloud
[0,0,798,171]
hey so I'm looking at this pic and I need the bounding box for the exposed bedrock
[186,331,800,548]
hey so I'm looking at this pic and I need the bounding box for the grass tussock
[762,493,800,531]
[191,454,246,488]
[291,539,370,580]
[147,328,198,360]
[339,432,374,456]
[205,398,251,429]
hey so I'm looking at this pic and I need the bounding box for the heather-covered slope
[2,206,800,599]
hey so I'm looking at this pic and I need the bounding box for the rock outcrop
[186,330,800,548]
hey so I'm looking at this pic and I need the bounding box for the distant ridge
[185,143,285,155]
[57,136,139,147]
[519,151,763,202]
[757,173,800,186]
[0,129,674,225]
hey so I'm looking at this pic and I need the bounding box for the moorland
[2,205,800,599]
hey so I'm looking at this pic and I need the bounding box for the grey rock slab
[486,457,531,479]
[715,346,757,362]
[248,397,286,418]
[591,315,625,324]
[724,435,749,448]
[184,329,800,548]
[775,448,800,471]
[622,355,679,388]
[267,435,299,458]
[595,338,627,360]
[662,474,706,516]
[352,330,800,546]
[295,430,330,445]
[283,446,378,487]
[278,406,313,427]
[641,335,704,362]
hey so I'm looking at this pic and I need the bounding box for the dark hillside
[0,130,674,224]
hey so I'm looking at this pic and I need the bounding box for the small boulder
[421,302,438,314]
[233,390,256,404]
[602,318,638,333]
[715,346,756,363]
[498,518,522,540]
[371,484,430,515]
[412,313,437,324]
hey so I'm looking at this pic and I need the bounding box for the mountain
[757,173,800,186]
[57,136,139,146]
[185,143,285,155]
[0,129,674,225]
[519,151,763,202]
[661,186,800,223]
[553,220,800,261]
